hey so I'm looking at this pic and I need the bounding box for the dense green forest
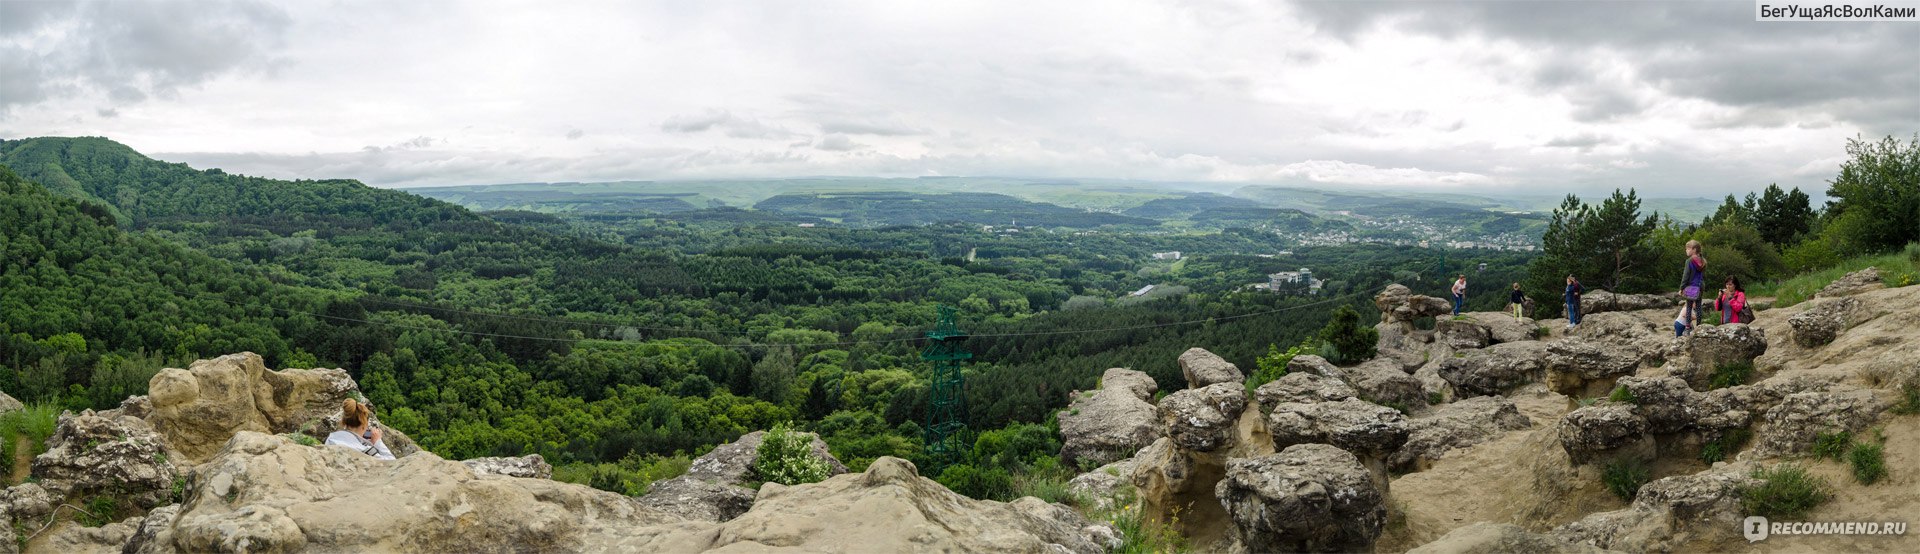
[47,133,1901,499]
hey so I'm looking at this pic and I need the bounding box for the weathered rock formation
[462,454,553,479]
[30,411,181,509]
[1058,367,1162,467]
[1544,338,1644,400]
[1390,396,1533,471]
[1815,266,1881,298]
[1440,341,1548,397]
[1554,465,1759,552]
[1787,297,1861,348]
[1178,347,1244,389]
[144,352,363,463]
[1409,523,1620,554]
[1680,324,1766,390]
[1579,290,1679,315]
[1216,444,1387,553]
[636,428,847,523]
[1254,371,1356,407]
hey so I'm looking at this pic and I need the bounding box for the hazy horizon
[4,1,1913,197]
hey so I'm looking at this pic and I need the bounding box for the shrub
[1708,361,1754,390]
[1428,391,1445,405]
[1848,443,1887,485]
[1741,464,1829,519]
[1602,459,1652,501]
[1810,430,1853,460]
[1318,305,1380,365]
[1893,384,1920,415]
[1608,386,1638,405]
[752,423,832,487]
[936,463,1014,501]
[79,495,119,527]
[1906,242,1920,265]
[0,402,62,484]
[552,454,692,497]
[1699,429,1753,465]
[1247,340,1309,392]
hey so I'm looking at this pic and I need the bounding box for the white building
[1131,285,1156,297]
[1151,251,1183,260]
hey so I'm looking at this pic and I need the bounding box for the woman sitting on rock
[326,398,396,460]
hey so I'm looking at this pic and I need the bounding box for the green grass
[1608,386,1638,405]
[1848,443,1887,485]
[1708,361,1755,390]
[1811,430,1853,461]
[1892,384,1920,415]
[1602,459,1652,502]
[1700,429,1753,465]
[1010,466,1088,508]
[0,402,63,485]
[1740,464,1830,519]
[1752,250,1918,308]
[1096,485,1189,554]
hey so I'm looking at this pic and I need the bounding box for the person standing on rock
[1714,276,1749,324]
[1680,240,1708,334]
[327,399,396,460]
[1451,275,1467,317]
[1564,275,1584,330]
[1509,283,1525,320]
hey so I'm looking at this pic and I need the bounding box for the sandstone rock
[682,429,847,484]
[1434,318,1493,351]
[1439,341,1548,397]
[1068,457,1137,511]
[1059,368,1162,467]
[1612,376,1699,434]
[1377,284,1454,324]
[36,516,143,554]
[1748,389,1888,458]
[123,504,180,554]
[1682,324,1766,390]
[1390,396,1533,471]
[1556,404,1650,465]
[1285,354,1344,379]
[1216,444,1386,553]
[0,391,21,414]
[1341,358,1428,410]
[2,483,54,519]
[145,352,361,463]
[1462,312,1543,344]
[1580,290,1678,315]
[1571,312,1661,343]
[1158,383,1249,453]
[1254,372,1356,407]
[632,475,756,523]
[1545,339,1643,399]
[1178,347,1243,388]
[1815,266,1881,298]
[1267,398,1411,460]
[462,454,553,479]
[1555,466,1758,551]
[1409,523,1619,554]
[1788,297,1861,348]
[31,411,180,508]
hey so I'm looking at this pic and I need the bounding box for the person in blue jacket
[1563,275,1584,330]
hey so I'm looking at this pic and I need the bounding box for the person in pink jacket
[1713,276,1749,324]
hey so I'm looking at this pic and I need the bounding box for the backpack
[1738,302,1755,324]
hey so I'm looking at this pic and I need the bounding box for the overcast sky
[2,0,1913,197]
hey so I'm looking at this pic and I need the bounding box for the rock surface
[1439,341,1548,397]
[1544,339,1644,399]
[636,428,848,523]
[0,391,20,414]
[462,454,553,479]
[1254,372,1356,407]
[1433,318,1493,351]
[1554,466,1759,552]
[1178,347,1244,388]
[1267,398,1410,463]
[1216,444,1387,553]
[1580,290,1678,314]
[1409,523,1619,554]
[1787,297,1860,348]
[1341,358,1429,410]
[1816,266,1881,298]
[144,352,360,463]
[1390,396,1533,471]
[1682,324,1766,390]
[30,411,181,508]
[1158,383,1251,453]
[1059,368,1162,467]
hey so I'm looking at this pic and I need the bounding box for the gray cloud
[0,0,290,115]
[565,129,584,140]
[814,134,863,152]
[660,109,797,139]
[1545,133,1609,149]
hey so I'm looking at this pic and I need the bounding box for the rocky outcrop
[1681,324,1766,390]
[1159,383,1252,453]
[1554,466,1759,552]
[30,411,181,508]
[462,454,553,479]
[1787,297,1861,348]
[144,352,361,463]
[1580,290,1678,315]
[1747,389,1888,458]
[1178,348,1244,388]
[1059,368,1162,467]
[1433,318,1492,350]
[1815,266,1881,298]
[1409,523,1619,554]
[637,429,847,523]
[1376,284,1453,352]
[1216,444,1386,553]
[1267,398,1410,464]
[1341,358,1429,410]
[1439,341,1548,397]
[1133,368,1274,548]
[0,391,21,414]
[1544,339,1644,399]
[1285,354,1344,379]
[1068,457,1137,511]
[1254,372,1356,407]
[1390,396,1533,471]
[1556,404,1650,465]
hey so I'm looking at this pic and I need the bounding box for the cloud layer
[2,0,1911,197]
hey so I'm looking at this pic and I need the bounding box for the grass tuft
[1708,361,1754,390]
[1608,386,1638,405]
[1810,430,1853,460]
[1602,459,1652,502]
[1847,442,1887,485]
[1740,464,1829,519]
[1699,429,1752,465]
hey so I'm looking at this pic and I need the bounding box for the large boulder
[1059,368,1162,467]
[1815,266,1881,298]
[144,352,361,463]
[1409,523,1618,554]
[1433,318,1493,351]
[1267,398,1411,462]
[1682,324,1766,390]
[1254,372,1356,407]
[1439,341,1548,397]
[0,391,21,415]
[1216,444,1387,553]
[1570,312,1661,343]
[1463,312,1543,345]
[462,454,553,479]
[30,411,181,508]
[1285,354,1344,379]
[1580,290,1678,315]
[1556,404,1650,465]
[681,429,847,484]
[1554,466,1759,551]
[1390,396,1533,471]
[1158,383,1250,453]
[1178,348,1243,388]
[1376,284,1454,324]
[1748,389,1888,458]
[1067,457,1138,511]
[638,429,848,523]
[1787,297,1861,348]
[1341,359,1429,410]
[1544,339,1644,399]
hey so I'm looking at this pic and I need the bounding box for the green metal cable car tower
[921,304,972,472]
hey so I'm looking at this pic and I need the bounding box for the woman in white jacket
[325,398,395,460]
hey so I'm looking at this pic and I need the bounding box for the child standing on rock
[1509,283,1525,320]
[1680,240,1707,334]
